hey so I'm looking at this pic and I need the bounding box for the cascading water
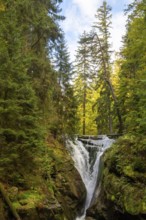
[66,135,115,220]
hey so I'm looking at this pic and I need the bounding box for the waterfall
[66,135,115,220]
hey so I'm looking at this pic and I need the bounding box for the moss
[123,165,135,178]
[123,187,145,215]
[13,190,44,210]
[49,140,86,219]
[13,201,21,209]
[142,196,146,213]
[0,136,85,220]
[111,195,115,201]
[101,135,146,217]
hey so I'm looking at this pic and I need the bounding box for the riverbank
[89,135,146,220]
[0,136,86,220]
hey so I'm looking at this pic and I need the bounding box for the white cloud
[61,0,99,34]
[111,12,127,52]
[61,0,100,60]
[60,0,96,60]
[61,0,133,61]
[72,0,101,19]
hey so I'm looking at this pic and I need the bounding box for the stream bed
[66,135,115,220]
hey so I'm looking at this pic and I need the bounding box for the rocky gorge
[0,136,86,220]
[87,135,146,220]
[0,135,146,220]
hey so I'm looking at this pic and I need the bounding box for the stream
[66,135,115,220]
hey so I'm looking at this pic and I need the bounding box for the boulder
[49,139,86,219]
[0,137,86,220]
[88,136,146,220]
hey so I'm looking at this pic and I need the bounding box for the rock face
[0,137,86,220]
[50,139,86,219]
[88,136,146,220]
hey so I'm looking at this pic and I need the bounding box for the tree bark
[95,34,123,134]
[0,183,21,220]
[83,85,86,135]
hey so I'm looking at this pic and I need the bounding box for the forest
[0,0,146,220]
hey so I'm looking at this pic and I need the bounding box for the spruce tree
[15,0,65,133]
[92,1,122,134]
[0,0,65,182]
[119,0,146,135]
[54,33,77,136]
[0,1,43,180]
[74,31,92,135]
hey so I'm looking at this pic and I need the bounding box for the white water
[66,135,115,220]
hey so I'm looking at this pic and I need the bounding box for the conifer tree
[0,1,43,178]
[54,33,77,136]
[119,0,146,135]
[92,1,122,134]
[74,31,92,135]
[16,0,64,132]
[0,0,65,181]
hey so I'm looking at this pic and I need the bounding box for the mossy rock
[123,187,146,215]
[0,136,86,220]
[91,135,146,219]
[47,139,86,219]
[13,190,44,210]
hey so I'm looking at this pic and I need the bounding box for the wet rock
[0,137,86,220]
[50,142,86,219]
[16,139,86,220]
[88,136,146,220]
[18,206,62,220]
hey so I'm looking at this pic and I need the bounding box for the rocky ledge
[0,137,86,220]
[88,135,146,220]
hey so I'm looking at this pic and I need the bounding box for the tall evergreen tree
[0,0,65,181]
[0,1,43,178]
[15,0,64,131]
[92,1,122,134]
[54,33,77,136]
[119,0,146,135]
[74,31,92,135]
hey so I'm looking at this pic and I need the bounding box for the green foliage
[0,0,75,186]
[11,189,44,210]
[103,134,146,215]
[118,0,146,135]
[0,1,44,181]
[74,31,96,135]
[54,33,78,137]
[74,2,120,135]
[92,1,116,134]
[104,135,146,183]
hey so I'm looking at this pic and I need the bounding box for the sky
[60,0,133,61]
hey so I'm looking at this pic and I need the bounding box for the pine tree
[14,0,65,133]
[74,31,93,135]
[119,0,146,135]
[92,1,122,134]
[0,1,43,179]
[0,0,65,182]
[54,33,77,136]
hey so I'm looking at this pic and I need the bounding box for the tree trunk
[96,34,123,134]
[0,183,21,220]
[83,85,86,135]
